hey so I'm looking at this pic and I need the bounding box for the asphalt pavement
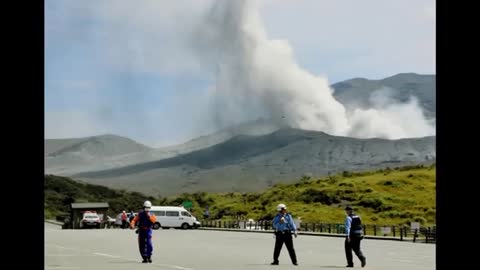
[45,222,434,270]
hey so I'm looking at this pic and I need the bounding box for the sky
[45,0,435,147]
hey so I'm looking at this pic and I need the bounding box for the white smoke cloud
[46,0,435,143]
[347,88,435,139]
[193,0,349,135]
[193,0,435,139]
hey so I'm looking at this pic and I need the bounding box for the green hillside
[44,174,155,219]
[45,164,435,226]
[159,164,436,226]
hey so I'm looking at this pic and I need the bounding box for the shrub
[358,197,384,210]
[338,182,354,187]
[299,188,340,205]
[413,216,427,224]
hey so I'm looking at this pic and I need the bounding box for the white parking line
[93,252,121,258]
[46,267,80,270]
[46,254,97,257]
[46,244,70,250]
[152,263,194,270]
[93,251,194,269]
[111,256,194,270]
[47,243,194,270]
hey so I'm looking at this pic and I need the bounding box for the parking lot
[45,222,434,270]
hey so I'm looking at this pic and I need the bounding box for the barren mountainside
[72,128,435,196]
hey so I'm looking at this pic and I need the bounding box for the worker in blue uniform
[271,203,298,266]
[344,206,366,268]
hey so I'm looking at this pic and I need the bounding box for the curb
[45,220,64,226]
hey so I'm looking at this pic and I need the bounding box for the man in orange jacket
[130,201,157,263]
[121,210,128,229]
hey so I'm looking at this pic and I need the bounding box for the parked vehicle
[149,206,200,230]
[80,211,102,229]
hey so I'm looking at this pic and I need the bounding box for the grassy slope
[45,164,435,226]
[160,165,436,226]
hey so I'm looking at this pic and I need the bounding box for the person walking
[121,210,128,229]
[130,201,157,263]
[344,206,366,268]
[271,203,298,266]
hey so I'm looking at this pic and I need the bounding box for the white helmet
[277,204,287,211]
[143,201,152,208]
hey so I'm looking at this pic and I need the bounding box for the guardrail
[200,220,436,243]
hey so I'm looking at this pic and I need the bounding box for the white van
[149,206,200,230]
